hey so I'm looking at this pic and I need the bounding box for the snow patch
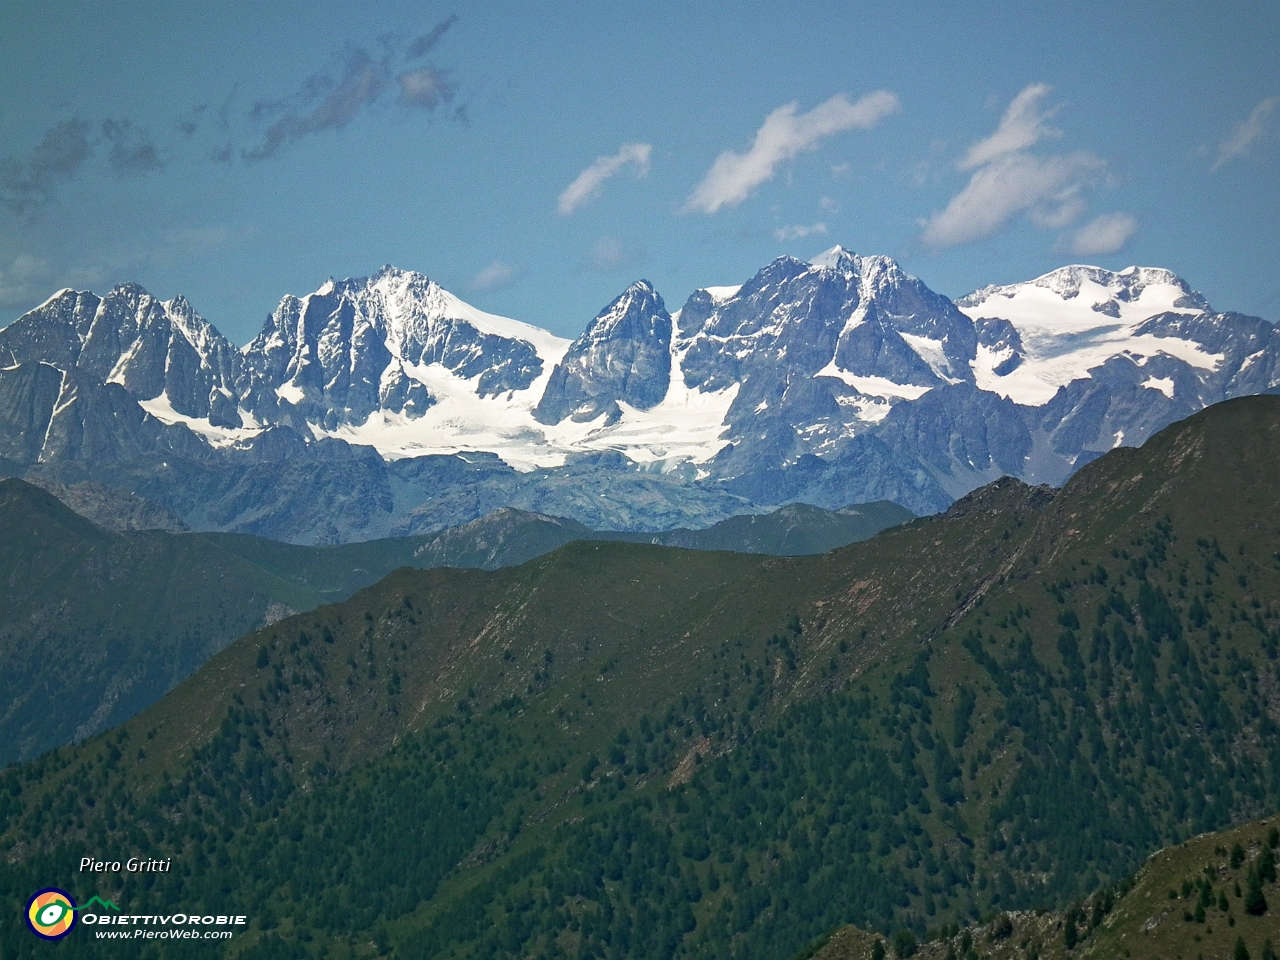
[815,361,933,399]
[703,285,742,304]
[899,334,959,383]
[1141,376,1175,398]
[834,393,894,423]
[308,335,735,471]
[276,381,305,405]
[138,392,262,447]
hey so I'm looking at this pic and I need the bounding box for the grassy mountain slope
[2,476,912,765]
[0,479,326,765]
[808,813,1280,960]
[2,397,1280,959]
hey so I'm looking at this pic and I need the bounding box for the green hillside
[0,477,910,766]
[0,480,321,765]
[807,813,1280,960]
[2,396,1280,960]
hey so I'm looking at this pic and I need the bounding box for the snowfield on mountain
[1,246,1276,540]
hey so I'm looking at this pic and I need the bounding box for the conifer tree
[1246,870,1268,916]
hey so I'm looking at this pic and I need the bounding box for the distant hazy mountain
[1,251,1275,541]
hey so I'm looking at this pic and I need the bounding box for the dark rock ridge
[677,248,982,508]
[534,281,671,425]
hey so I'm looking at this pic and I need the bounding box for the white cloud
[557,143,652,215]
[961,83,1059,170]
[587,235,646,271]
[1029,195,1086,230]
[1212,97,1278,171]
[471,260,519,291]
[1069,212,1138,255]
[923,151,1102,248]
[922,84,1106,249]
[774,222,828,242]
[685,91,900,214]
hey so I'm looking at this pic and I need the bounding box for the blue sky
[1,0,1277,343]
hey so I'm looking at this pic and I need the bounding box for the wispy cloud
[557,143,652,216]
[0,119,94,214]
[245,48,391,161]
[405,15,458,60]
[774,222,827,242]
[1068,212,1137,256]
[960,83,1059,170]
[684,91,900,214]
[1,17,463,213]
[102,119,164,176]
[471,259,519,291]
[1212,96,1277,171]
[923,152,1102,247]
[397,67,456,110]
[587,235,646,272]
[243,15,461,161]
[922,84,1105,249]
[177,104,207,137]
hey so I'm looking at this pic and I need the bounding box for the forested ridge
[3,397,1280,959]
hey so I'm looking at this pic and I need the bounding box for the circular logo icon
[27,888,77,940]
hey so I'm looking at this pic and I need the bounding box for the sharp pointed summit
[1,250,1277,542]
[534,280,672,426]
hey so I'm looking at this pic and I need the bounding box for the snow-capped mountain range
[1,248,1275,542]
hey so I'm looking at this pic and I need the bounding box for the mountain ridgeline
[0,485,909,765]
[3,396,1280,959]
[1,252,1276,542]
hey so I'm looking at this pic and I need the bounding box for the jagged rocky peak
[534,280,673,425]
[243,265,556,429]
[807,245,908,294]
[0,281,244,423]
[677,247,976,399]
[974,318,1024,377]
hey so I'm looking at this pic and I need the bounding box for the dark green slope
[809,812,1280,960]
[0,480,324,765]
[3,397,1280,960]
[190,530,434,604]
[1,479,912,766]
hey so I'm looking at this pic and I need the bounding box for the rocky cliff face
[534,281,672,425]
[242,266,554,429]
[1,251,1276,542]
